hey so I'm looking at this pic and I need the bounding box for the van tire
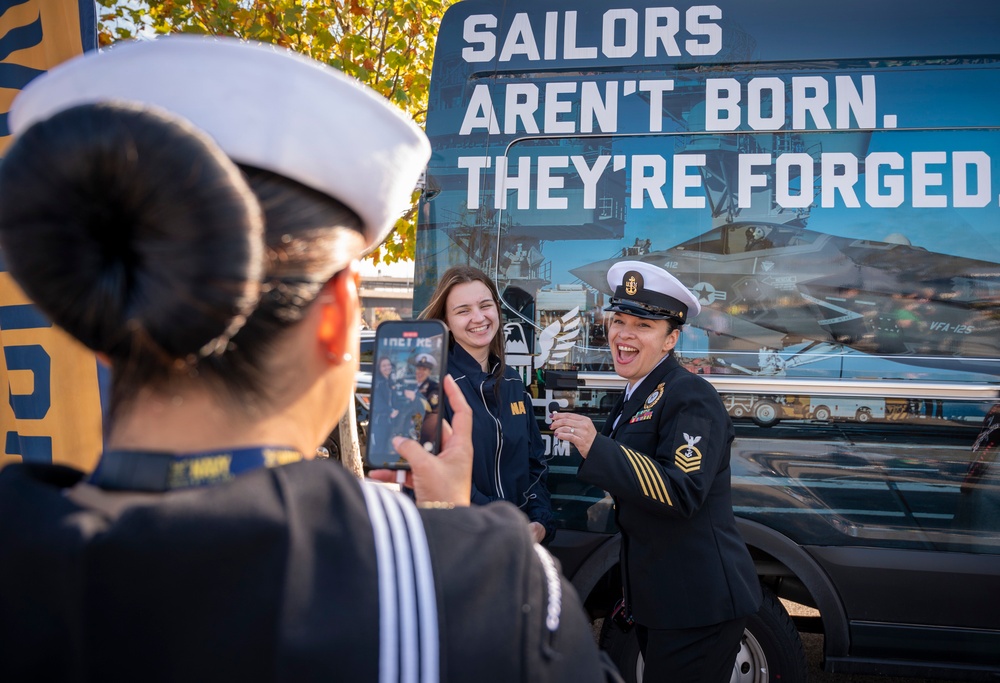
[742,586,809,683]
[599,586,807,683]
[812,405,831,421]
[599,618,643,683]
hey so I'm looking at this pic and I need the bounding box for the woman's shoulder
[666,360,713,390]
[662,364,729,412]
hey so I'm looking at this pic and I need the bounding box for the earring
[326,351,354,363]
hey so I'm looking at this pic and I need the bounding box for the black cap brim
[604,302,679,321]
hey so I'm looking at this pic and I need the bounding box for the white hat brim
[10,35,430,251]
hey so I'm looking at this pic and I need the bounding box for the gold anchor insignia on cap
[625,274,639,296]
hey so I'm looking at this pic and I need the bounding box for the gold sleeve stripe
[625,448,672,506]
[624,449,657,501]
[633,448,672,506]
[621,446,673,506]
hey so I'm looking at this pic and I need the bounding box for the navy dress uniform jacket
[0,458,610,682]
[577,354,761,630]
[441,344,555,540]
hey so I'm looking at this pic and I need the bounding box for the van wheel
[812,405,831,421]
[599,586,807,683]
[599,618,643,683]
[732,405,746,418]
[856,408,871,423]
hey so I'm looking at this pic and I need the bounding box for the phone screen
[364,319,448,470]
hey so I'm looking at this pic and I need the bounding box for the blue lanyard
[88,446,304,492]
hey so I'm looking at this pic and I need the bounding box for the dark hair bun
[0,102,264,361]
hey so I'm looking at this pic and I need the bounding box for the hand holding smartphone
[365,320,448,470]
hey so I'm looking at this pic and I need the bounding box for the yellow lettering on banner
[1,0,88,155]
[1,1,100,471]
[0,273,103,471]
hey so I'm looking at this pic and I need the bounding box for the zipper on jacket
[477,377,504,500]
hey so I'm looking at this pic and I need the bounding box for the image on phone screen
[365,319,448,470]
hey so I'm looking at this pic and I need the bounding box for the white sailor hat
[8,35,430,254]
[413,352,438,369]
[605,260,701,323]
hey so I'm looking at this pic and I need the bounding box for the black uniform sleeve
[578,377,732,518]
[420,502,618,683]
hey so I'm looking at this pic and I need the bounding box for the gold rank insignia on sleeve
[674,433,703,473]
[620,445,672,506]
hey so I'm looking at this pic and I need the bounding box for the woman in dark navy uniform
[0,37,614,683]
[421,266,555,544]
[405,352,441,444]
[552,261,762,683]
[411,352,442,411]
[370,356,407,453]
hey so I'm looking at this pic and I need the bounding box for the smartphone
[364,319,448,470]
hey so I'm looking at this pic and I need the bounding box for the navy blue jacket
[442,344,555,541]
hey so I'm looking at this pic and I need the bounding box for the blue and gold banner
[0,0,103,471]
[1,0,96,152]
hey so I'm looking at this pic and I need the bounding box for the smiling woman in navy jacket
[421,266,555,544]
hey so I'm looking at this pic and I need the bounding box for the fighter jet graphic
[571,222,1000,366]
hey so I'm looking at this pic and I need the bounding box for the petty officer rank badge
[674,433,703,473]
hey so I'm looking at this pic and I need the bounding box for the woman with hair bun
[0,37,614,683]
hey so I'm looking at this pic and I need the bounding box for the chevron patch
[674,443,703,472]
[620,446,672,506]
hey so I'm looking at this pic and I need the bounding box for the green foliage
[96,0,453,263]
